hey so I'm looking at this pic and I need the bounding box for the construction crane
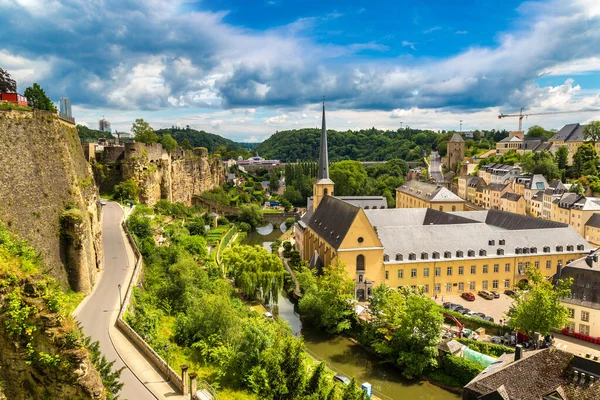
[498,108,599,131]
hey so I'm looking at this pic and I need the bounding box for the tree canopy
[507,266,572,335]
[77,124,115,140]
[526,125,553,139]
[132,118,159,144]
[24,83,56,111]
[160,133,178,151]
[0,68,17,93]
[238,204,263,230]
[155,126,248,157]
[584,121,600,143]
[329,160,368,196]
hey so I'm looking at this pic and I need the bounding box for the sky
[1,0,600,142]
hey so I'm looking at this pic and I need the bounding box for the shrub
[127,215,153,239]
[113,179,140,202]
[441,354,484,386]
[285,217,296,230]
[217,217,229,226]
[238,222,251,232]
[456,338,514,357]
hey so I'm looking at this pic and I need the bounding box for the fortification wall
[0,110,103,292]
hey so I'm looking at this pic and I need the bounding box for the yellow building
[549,123,600,165]
[500,193,526,215]
[466,176,484,203]
[396,180,465,211]
[486,183,512,210]
[550,192,600,237]
[561,251,600,338]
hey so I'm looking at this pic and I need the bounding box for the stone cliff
[120,143,225,206]
[0,110,103,293]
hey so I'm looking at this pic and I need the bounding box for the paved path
[429,151,444,183]
[74,202,185,400]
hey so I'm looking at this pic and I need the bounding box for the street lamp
[117,284,122,310]
[164,343,170,382]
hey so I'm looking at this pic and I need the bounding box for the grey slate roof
[448,132,464,143]
[468,176,483,187]
[307,195,360,250]
[364,208,479,228]
[486,183,508,192]
[307,195,387,211]
[396,180,464,202]
[550,123,590,143]
[562,249,600,310]
[501,192,523,202]
[525,174,548,191]
[585,213,600,228]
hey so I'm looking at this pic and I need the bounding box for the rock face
[120,143,225,206]
[0,111,103,293]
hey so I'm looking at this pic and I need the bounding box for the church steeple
[313,100,334,211]
[317,101,329,180]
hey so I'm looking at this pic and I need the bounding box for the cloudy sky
[1,0,600,142]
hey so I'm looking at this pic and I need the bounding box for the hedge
[441,354,484,386]
[456,338,514,357]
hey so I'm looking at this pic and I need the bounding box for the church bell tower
[313,101,334,211]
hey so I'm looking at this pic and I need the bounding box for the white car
[100,199,107,206]
[264,312,274,319]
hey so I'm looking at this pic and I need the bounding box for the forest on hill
[155,127,251,158]
[254,127,510,163]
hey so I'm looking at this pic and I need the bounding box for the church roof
[448,132,465,143]
[317,102,329,180]
[307,196,360,250]
[396,180,464,203]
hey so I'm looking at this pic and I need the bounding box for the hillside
[155,127,247,156]
[254,127,510,163]
[0,110,103,293]
[77,124,114,141]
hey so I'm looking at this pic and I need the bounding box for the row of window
[399,279,511,294]
[565,322,590,336]
[384,245,582,262]
[385,261,562,279]
[568,308,590,322]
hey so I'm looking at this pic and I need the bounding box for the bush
[423,369,462,388]
[441,354,484,386]
[114,179,140,202]
[456,338,514,357]
[127,215,153,239]
[238,222,251,232]
[217,217,229,226]
[285,217,296,230]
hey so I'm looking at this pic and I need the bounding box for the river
[242,224,460,400]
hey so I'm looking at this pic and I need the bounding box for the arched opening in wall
[356,254,365,272]
[356,288,365,301]
[439,206,443,211]
[452,206,456,211]
[324,188,328,196]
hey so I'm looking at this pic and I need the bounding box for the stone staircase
[195,389,213,400]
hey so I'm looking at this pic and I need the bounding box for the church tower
[313,102,335,211]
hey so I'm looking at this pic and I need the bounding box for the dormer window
[499,239,505,245]
[577,244,585,251]
[396,253,403,261]
[515,248,522,254]
[531,247,537,254]
[488,240,495,246]
[543,246,550,253]
[479,249,487,256]
[497,249,504,255]
[384,254,389,262]
[421,252,428,260]
[456,250,464,257]
[523,248,530,254]
[409,252,416,260]
[556,245,563,252]
[444,251,451,259]
[468,250,475,257]
[432,252,440,259]
[567,245,574,251]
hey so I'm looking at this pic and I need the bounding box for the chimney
[189,372,197,396]
[515,344,523,361]
[556,261,563,280]
[590,375,595,387]
[573,370,580,384]
[586,256,594,268]
[181,365,189,396]
[581,373,587,386]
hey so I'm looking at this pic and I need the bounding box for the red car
[461,292,476,301]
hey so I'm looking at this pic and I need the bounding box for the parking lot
[434,292,515,323]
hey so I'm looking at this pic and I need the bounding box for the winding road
[74,202,155,399]
[429,151,444,183]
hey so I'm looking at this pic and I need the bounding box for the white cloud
[455,30,468,35]
[423,26,441,34]
[265,114,288,125]
[401,41,416,50]
[539,57,600,76]
[210,119,223,129]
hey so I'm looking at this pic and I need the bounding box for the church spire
[317,100,329,180]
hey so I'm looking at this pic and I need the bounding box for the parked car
[461,292,476,301]
[449,304,463,311]
[504,289,516,297]
[264,312,274,319]
[478,290,494,300]
[443,302,452,309]
[334,374,351,385]
[99,199,107,206]
[490,291,500,299]
[484,316,495,322]
[457,308,470,315]
[472,312,486,319]
[491,336,503,344]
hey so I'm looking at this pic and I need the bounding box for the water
[242,229,460,400]
[241,223,287,249]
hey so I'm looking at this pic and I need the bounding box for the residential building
[59,97,72,117]
[99,118,111,133]
[543,180,569,220]
[551,193,600,237]
[486,183,512,210]
[463,346,600,400]
[407,167,426,181]
[466,176,485,204]
[495,130,552,156]
[0,92,28,106]
[524,175,548,215]
[561,250,600,338]
[500,192,526,215]
[530,191,544,218]
[478,163,521,184]
[447,133,465,171]
[396,180,465,211]
[584,214,600,246]
[549,123,596,165]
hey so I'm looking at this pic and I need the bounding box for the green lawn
[261,209,283,214]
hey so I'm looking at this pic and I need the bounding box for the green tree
[298,260,355,334]
[132,118,159,144]
[239,204,263,230]
[0,68,17,92]
[555,146,569,171]
[269,173,280,192]
[160,133,178,151]
[329,161,367,196]
[342,378,366,400]
[584,121,600,143]
[304,362,331,399]
[222,245,284,303]
[24,83,56,111]
[507,266,573,335]
[526,125,550,139]
[521,151,560,181]
[180,138,193,150]
[573,143,598,178]
[176,235,208,259]
[569,181,585,195]
[114,179,140,201]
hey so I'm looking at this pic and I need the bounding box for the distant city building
[59,97,72,117]
[99,118,111,133]
[235,155,280,166]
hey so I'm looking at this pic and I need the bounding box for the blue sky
[1,0,599,142]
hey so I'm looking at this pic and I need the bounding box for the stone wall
[120,143,225,206]
[0,110,103,292]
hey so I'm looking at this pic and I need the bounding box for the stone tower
[447,132,465,171]
[313,102,335,211]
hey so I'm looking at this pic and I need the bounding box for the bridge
[192,195,298,226]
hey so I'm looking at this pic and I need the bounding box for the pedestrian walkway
[110,203,187,400]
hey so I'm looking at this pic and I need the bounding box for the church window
[356,255,365,271]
